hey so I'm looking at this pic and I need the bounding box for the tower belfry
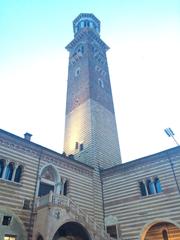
[64,13,121,169]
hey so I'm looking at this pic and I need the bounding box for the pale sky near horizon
[1,0,180,162]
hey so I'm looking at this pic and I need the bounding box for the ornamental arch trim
[38,164,60,182]
[140,218,180,240]
[37,164,61,196]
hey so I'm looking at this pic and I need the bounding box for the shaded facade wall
[0,130,94,239]
[102,147,180,240]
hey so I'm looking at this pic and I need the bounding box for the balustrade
[35,191,112,240]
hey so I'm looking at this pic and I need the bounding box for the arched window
[75,67,80,77]
[14,165,23,183]
[162,229,168,240]
[98,78,104,88]
[139,181,147,196]
[5,162,14,181]
[0,159,5,178]
[154,177,162,193]
[146,179,154,195]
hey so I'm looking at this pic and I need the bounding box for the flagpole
[164,128,180,146]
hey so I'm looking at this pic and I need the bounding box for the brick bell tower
[64,13,121,169]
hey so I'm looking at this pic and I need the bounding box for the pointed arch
[5,162,14,180]
[154,177,162,193]
[37,164,61,197]
[39,164,60,183]
[14,165,23,183]
[146,179,154,195]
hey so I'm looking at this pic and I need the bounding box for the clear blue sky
[1,0,180,162]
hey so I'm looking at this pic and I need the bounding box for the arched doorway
[52,222,91,240]
[141,220,180,240]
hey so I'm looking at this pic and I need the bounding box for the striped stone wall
[0,129,95,239]
[64,99,121,169]
[102,147,180,240]
[63,98,121,226]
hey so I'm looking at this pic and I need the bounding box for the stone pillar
[12,163,18,181]
[2,160,9,179]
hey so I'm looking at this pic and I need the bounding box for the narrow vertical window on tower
[75,142,79,150]
[75,67,80,77]
[80,143,84,151]
[98,78,104,88]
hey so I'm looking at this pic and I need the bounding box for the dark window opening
[139,182,147,196]
[75,142,79,149]
[38,182,54,197]
[2,216,12,226]
[107,225,117,239]
[23,199,31,210]
[63,181,68,196]
[14,165,23,183]
[162,229,168,240]
[80,143,84,151]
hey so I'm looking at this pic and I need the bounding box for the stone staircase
[36,191,112,240]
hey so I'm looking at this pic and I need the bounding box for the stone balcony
[34,192,112,240]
